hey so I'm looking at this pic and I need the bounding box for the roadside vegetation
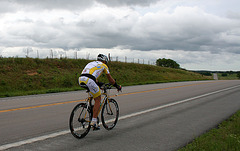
[217,72,240,80]
[178,110,240,151]
[0,57,210,97]
[0,57,239,150]
[194,71,240,80]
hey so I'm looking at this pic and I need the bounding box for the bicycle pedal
[92,125,100,131]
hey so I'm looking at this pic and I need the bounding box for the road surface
[0,80,240,151]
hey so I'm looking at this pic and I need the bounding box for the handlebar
[100,83,122,95]
[100,83,112,91]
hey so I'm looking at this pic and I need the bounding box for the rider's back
[81,61,110,79]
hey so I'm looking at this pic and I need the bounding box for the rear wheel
[101,99,119,130]
[69,103,92,139]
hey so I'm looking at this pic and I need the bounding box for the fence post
[75,51,77,59]
[37,50,39,58]
[108,53,111,62]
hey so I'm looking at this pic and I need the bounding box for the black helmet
[97,54,108,64]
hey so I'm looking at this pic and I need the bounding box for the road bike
[69,83,119,139]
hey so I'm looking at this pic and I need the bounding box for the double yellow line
[0,81,216,113]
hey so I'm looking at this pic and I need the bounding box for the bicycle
[69,83,120,139]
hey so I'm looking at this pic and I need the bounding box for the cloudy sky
[0,0,240,71]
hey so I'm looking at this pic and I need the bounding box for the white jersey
[81,61,110,79]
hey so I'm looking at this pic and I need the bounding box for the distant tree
[237,72,240,79]
[156,58,180,69]
[200,72,212,76]
[221,73,228,77]
[227,71,234,75]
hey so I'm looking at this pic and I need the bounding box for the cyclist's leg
[85,79,101,129]
[79,77,101,119]
[92,95,101,119]
[91,95,101,130]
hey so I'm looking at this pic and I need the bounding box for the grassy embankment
[0,57,210,97]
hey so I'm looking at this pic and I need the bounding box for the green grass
[217,73,239,80]
[178,110,240,151]
[0,57,210,97]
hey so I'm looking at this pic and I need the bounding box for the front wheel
[69,103,92,139]
[101,98,119,130]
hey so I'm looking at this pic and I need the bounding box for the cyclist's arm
[106,74,122,91]
[106,74,115,85]
[104,64,121,91]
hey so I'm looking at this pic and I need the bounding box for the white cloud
[0,0,240,71]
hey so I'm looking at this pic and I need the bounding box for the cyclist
[79,54,122,130]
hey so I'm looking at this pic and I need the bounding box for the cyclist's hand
[113,82,122,92]
[117,85,122,92]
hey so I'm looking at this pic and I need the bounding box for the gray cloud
[0,0,159,13]
[0,0,94,13]
[66,6,240,54]
[1,0,240,68]
[0,0,239,71]
[96,0,159,7]
[1,4,240,55]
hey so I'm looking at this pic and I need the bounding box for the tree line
[156,58,180,69]
[156,58,240,79]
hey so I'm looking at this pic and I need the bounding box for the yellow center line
[0,100,85,113]
[0,81,217,113]
[114,81,218,97]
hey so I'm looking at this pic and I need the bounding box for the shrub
[237,72,240,79]
[222,73,228,77]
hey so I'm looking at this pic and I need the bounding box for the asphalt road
[0,80,240,151]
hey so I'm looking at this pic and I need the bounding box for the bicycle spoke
[101,99,119,130]
[106,103,113,115]
[69,103,91,139]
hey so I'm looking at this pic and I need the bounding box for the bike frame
[85,87,112,120]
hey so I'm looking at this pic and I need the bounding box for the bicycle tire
[69,103,92,139]
[101,98,119,130]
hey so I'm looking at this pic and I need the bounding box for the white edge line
[119,85,240,121]
[0,85,239,150]
[0,130,70,150]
